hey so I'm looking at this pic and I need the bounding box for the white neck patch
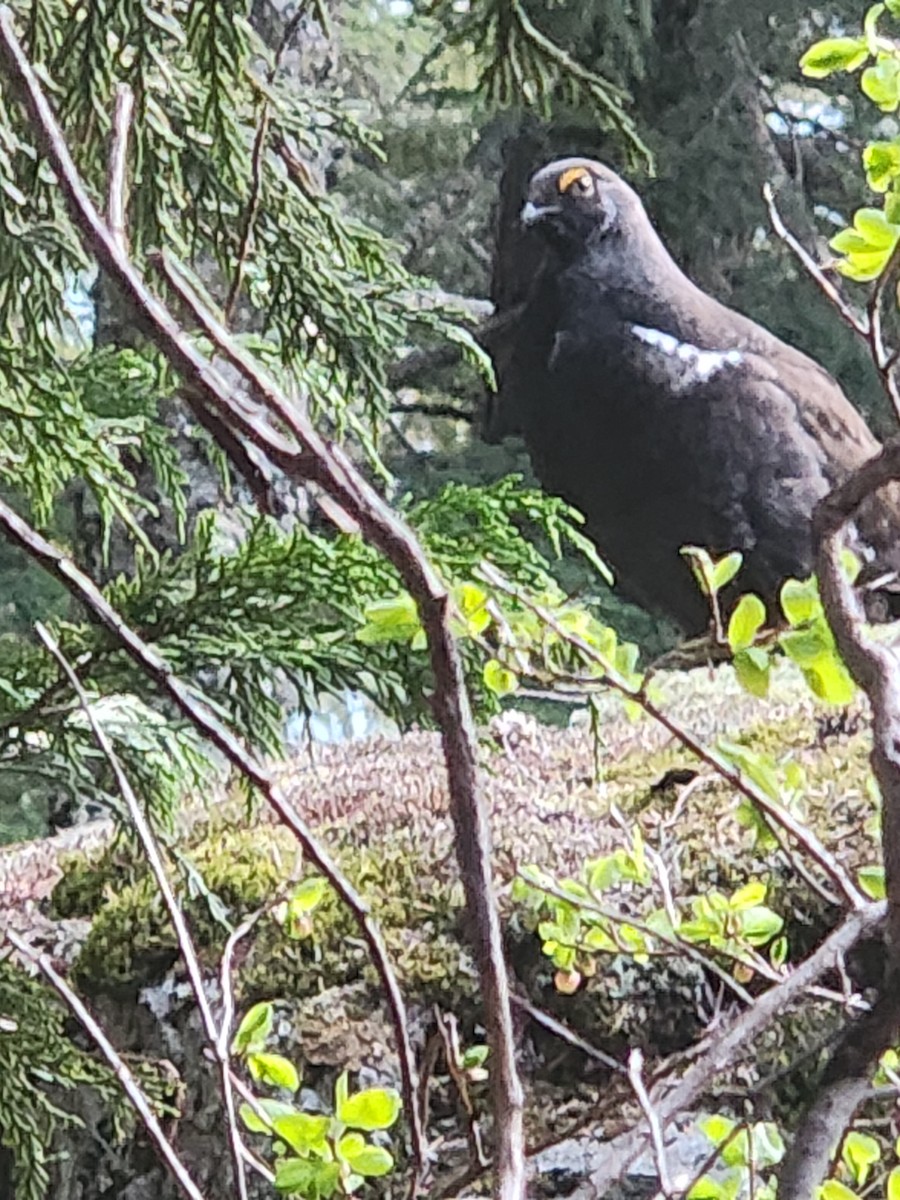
[630,324,743,388]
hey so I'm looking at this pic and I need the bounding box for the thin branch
[435,901,885,1200]
[586,900,885,1194]
[219,911,268,1199]
[435,1008,489,1169]
[390,401,474,422]
[627,1048,672,1197]
[223,105,270,327]
[764,182,900,422]
[478,562,866,911]
[762,183,866,338]
[5,930,210,1200]
[867,235,900,420]
[106,83,133,252]
[508,994,625,1074]
[35,623,251,1200]
[225,1,317,326]
[0,17,526,1194]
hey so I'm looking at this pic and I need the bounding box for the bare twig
[35,624,251,1200]
[762,183,866,339]
[223,107,270,327]
[106,83,133,252]
[5,930,209,1200]
[0,17,526,1193]
[225,3,315,325]
[435,1008,489,1168]
[508,993,625,1074]
[764,183,900,421]
[390,401,474,422]
[219,910,268,1198]
[761,163,900,1197]
[627,1048,672,1197]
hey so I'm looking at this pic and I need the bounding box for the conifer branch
[0,12,526,1195]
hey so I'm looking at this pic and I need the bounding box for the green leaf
[334,1071,349,1115]
[734,647,771,697]
[356,594,421,645]
[738,905,784,944]
[854,206,899,246]
[780,626,831,667]
[862,55,900,111]
[751,1121,785,1167]
[863,141,900,192]
[337,1087,401,1131]
[275,1158,341,1198]
[887,1165,900,1200]
[858,865,886,898]
[687,1177,726,1200]
[728,881,767,910]
[800,37,869,78]
[801,655,856,706]
[583,925,618,953]
[727,593,766,651]
[769,935,789,967]
[712,551,743,590]
[461,1044,490,1069]
[819,1180,862,1200]
[454,582,491,636]
[341,1142,395,1178]
[483,658,518,697]
[248,1052,301,1092]
[842,1130,881,1186]
[866,4,887,51]
[830,206,900,279]
[289,877,327,915]
[588,855,621,893]
[232,1001,274,1055]
[273,1113,331,1155]
[239,1098,296,1133]
[718,740,781,801]
[888,0,900,14]
[681,546,716,595]
[698,1114,737,1146]
[338,1133,367,1160]
[780,577,820,625]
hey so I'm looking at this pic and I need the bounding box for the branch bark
[0,12,525,1195]
[776,441,900,1199]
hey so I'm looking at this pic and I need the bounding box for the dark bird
[486,156,900,634]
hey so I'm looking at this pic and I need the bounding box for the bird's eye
[557,167,593,196]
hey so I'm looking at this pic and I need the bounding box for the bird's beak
[520,200,560,227]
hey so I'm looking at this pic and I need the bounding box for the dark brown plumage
[486,157,900,634]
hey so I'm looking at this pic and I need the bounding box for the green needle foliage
[0,3,661,1193]
[0,0,642,844]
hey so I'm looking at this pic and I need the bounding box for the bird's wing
[485,274,560,441]
[682,341,886,589]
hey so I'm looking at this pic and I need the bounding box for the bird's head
[521,158,643,257]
